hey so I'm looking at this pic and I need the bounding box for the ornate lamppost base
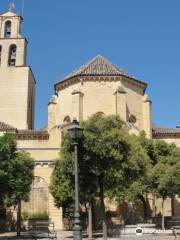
[73,225,82,240]
[73,212,82,240]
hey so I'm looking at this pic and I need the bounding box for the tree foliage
[0,133,34,208]
[50,114,180,230]
[148,140,180,229]
[50,114,149,230]
[119,132,180,226]
[121,132,155,220]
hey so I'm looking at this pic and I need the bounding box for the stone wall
[0,66,35,129]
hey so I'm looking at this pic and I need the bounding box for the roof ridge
[96,55,131,77]
[153,125,179,130]
[73,55,100,75]
[62,55,101,80]
[80,55,102,73]
[63,55,132,80]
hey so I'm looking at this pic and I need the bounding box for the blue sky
[1,0,180,129]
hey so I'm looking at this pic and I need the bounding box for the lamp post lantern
[68,118,83,240]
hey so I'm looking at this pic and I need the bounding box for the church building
[0,9,180,229]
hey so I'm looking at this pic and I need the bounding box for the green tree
[110,133,151,223]
[149,140,180,229]
[50,114,150,237]
[49,132,97,214]
[0,133,34,234]
[82,114,130,238]
[124,132,156,222]
[120,133,180,227]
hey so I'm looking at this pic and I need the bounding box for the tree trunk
[88,199,93,240]
[171,197,175,217]
[84,202,88,234]
[161,198,165,230]
[91,198,95,230]
[138,194,148,223]
[17,200,21,237]
[0,196,6,231]
[99,177,107,240]
[0,196,6,219]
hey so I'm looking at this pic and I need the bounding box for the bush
[21,211,49,220]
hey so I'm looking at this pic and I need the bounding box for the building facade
[0,10,35,130]
[0,10,180,229]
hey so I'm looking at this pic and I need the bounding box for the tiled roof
[152,125,180,138]
[0,122,49,140]
[16,130,49,140]
[0,121,16,131]
[55,55,147,88]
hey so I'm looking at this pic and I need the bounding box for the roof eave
[0,11,23,20]
[54,74,147,91]
[153,132,180,138]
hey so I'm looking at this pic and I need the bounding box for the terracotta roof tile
[152,125,180,138]
[55,55,147,88]
[0,121,16,131]
[16,130,49,140]
[0,122,49,140]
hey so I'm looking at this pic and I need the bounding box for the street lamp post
[68,118,83,240]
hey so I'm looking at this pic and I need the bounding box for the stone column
[114,86,127,122]
[72,90,83,121]
[142,94,152,139]
[48,95,58,130]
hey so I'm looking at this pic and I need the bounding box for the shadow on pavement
[0,232,31,239]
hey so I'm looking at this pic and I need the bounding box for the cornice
[55,75,147,92]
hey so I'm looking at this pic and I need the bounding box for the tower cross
[8,2,15,12]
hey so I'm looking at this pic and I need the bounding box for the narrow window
[4,21,11,38]
[8,45,17,66]
[0,46,2,66]
[129,115,137,124]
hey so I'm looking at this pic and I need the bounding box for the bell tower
[0,9,35,129]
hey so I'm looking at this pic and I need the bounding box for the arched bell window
[4,21,12,38]
[0,46,2,66]
[8,45,17,66]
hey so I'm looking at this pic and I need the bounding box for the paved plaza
[0,231,178,240]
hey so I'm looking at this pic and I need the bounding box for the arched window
[8,45,17,66]
[95,112,105,117]
[4,21,11,38]
[0,46,2,65]
[129,115,137,124]
[62,116,71,140]
[21,176,49,218]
